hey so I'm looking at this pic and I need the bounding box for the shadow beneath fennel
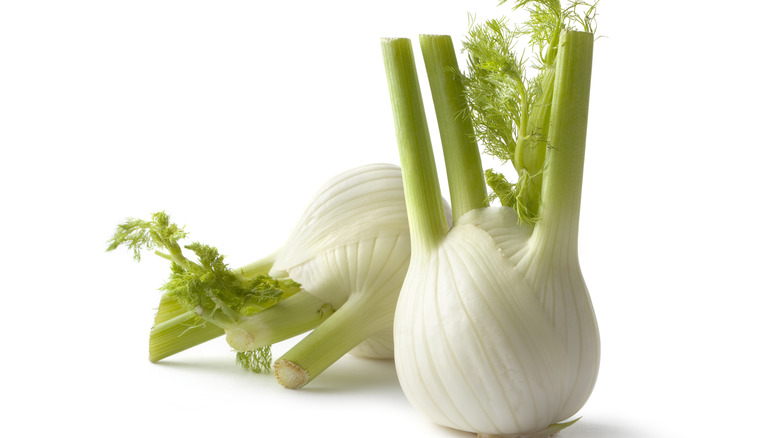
[300,356,401,394]
[558,419,655,438]
[152,350,401,393]
[152,355,266,378]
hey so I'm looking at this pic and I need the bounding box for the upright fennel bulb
[382,2,599,435]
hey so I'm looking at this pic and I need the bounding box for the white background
[2,1,778,437]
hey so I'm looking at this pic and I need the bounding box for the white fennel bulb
[395,206,598,436]
[394,219,571,434]
[458,207,599,420]
[383,19,599,437]
[268,163,412,360]
[227,163,452,388]
[111,163,450,388]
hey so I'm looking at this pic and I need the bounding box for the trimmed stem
[225,291,335,352]
[274,297,391,388]
[382,37,448,252]
[534,30,594,258]
[419,34,487,220]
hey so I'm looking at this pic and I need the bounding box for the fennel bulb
[226,163,412,360]
[243,162,451,388]
[109,163,452,389]
[233,163,448,388]
[382,3,599,434]
[395,206,598,435]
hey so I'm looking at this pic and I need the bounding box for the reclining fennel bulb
[229,163,451,388]
[109,163,452,389]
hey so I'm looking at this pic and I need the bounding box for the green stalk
[273,297,392,388]
[236,252,277,278]
[225,291,335,352]
[534,30,594,258]
[382,38,448,252]
[419,34,487,220]
[149,293,224,362]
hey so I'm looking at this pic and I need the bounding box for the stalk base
[225,327,255,351]
[274,359,309,389]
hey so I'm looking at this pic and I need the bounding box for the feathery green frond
[462,0,597,224]
[485,168,541,224]
[160,242,293,327]
[236,347,273,373]
[106,211,187,262]
[462,16,527,165]
[108,211,300,329]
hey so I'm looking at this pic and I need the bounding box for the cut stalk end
[225,327,255,352]
[274,359,309,389]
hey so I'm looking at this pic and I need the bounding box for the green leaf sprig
[462,0,597,223]
[107,211,299,372]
